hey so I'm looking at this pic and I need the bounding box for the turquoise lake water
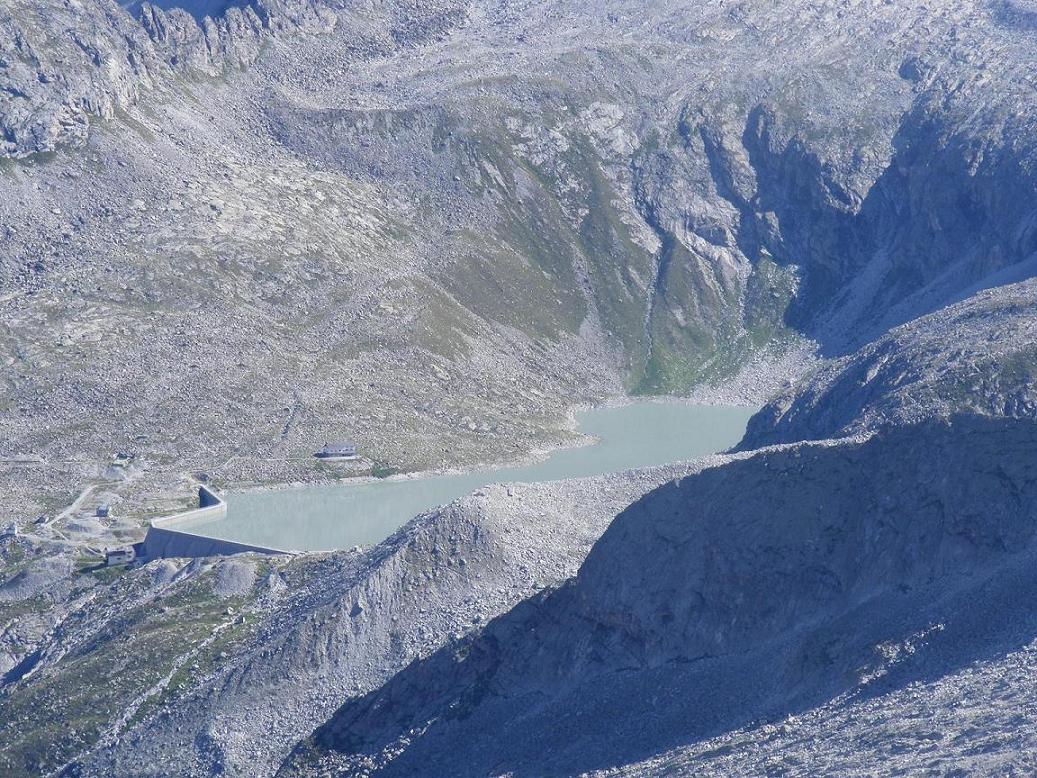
[181,402,755,551]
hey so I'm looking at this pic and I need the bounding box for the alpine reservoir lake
[182,402,756,551]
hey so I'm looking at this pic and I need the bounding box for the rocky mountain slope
[0,0,336,160]
[743,277,1037,447]
[5,0,1037,528]
[280,344,1037,776]
[3,0,1037,775]
[2,459,733,777]
[10,275,1029,778]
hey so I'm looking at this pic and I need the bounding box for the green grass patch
[370,462,399,479]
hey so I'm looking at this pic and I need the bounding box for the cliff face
[0,0,376,159]
[0,0,160,159]
[633,73,1037,383]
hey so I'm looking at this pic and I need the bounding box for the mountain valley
[3,0,1037,775]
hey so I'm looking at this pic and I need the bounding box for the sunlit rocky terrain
[2,0,1037,775]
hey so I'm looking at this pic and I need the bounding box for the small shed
[96,504,111,518]
[105,547,135,567]
[315,441,358,459]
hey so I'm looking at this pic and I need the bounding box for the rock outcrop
[742,278,1037,447]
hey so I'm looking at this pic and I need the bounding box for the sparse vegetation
[370,462,399,479]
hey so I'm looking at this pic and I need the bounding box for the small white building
[315,441,358,460]
[105,547,135,567]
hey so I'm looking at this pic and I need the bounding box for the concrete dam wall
[141,485,288,559]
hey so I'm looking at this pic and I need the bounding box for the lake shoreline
[189,403,759,551]
[226,393,764,500]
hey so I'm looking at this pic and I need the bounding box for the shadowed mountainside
[4,2,1037,775]
[742,278,1037,448]
[282,414,1037,776]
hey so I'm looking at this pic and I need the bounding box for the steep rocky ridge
[0,0,341,160]
[743,278,1037,447]
[21,462,717,776]
[285,415,1037,776]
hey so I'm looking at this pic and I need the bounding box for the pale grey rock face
[0,0,337,159]
[123,0,242,22]
[0,0,160,158]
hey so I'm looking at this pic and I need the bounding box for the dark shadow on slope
[2,649,43,685]
[738,277,1037,450]
[995,0,1037,31]
[281,415,1037,777]
[737,91,1037,357]
[841,541,1037,708]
